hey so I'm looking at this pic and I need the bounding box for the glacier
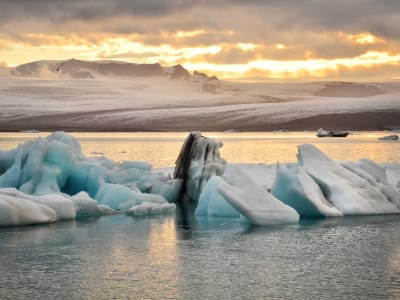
[0,131,400,227]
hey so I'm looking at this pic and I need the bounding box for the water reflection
[175,207,198,240]
[1,131,399,167]
[1,215,400,299]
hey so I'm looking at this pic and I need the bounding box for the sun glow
[343,32,386,45]
[237,43,257,51]
[1,29,399,79]
[184,51,400,78]
[175,30,205,38]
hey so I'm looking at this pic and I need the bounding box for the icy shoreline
[0,132,400,227]
[1,76,400,132]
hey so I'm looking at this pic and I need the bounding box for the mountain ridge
[9,58,219,81]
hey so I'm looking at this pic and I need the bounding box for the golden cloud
[1,28,399,80]
[341,32,386,45]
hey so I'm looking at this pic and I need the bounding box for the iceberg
[173,132,226,212]
[0,192,57,226]
[173,132,299,224]
[218,166,300,225]
[382,163,400,188]
[0,132,175,226]
[0,188,76,220]
[126,202,176,216]
[271,164,342,217]
[297,144,400,215]
[1,131,400,227]
[378,135,398,140]
[340,159,400,209]
[195,176,240,218]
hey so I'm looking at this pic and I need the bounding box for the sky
[1,0,400,80]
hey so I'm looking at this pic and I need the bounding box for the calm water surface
[0,215,400,299]
[1,132,400,299]
[0,131,399,167]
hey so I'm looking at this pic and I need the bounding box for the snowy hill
[10,59,219,82]
[0,59,400,131]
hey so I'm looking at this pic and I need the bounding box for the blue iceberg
[1,131,400,227]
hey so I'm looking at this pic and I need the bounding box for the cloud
[1,0,400,38]
[1,0,399,80]
[0,0,198,22]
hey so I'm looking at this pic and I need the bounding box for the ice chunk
[95,183,144,210]
[228,163,278,192]
[0,132,173,219]
[120,160,152,171]
[195,176,240,218]
[0,191,57,226]
[64,162,108,198]
[298,144,400,215]
[95,183,167,211]
[126,202,176,216]
[382,163,400,188]
[271,164,342,217]
[173,132,226,211]
[150,179,182,203]
[1,188,76,220]
[218,166,299,225]
[71,191,117,218]
[0,145,24,188]
[357,158,389,184]
[340,160,400,209]
[378,135,399,140]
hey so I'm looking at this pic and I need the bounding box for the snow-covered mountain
[9,59,219,82]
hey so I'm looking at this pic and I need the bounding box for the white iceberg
[0,188,76,220]
[1,131,400,227]
[297,144,400,215]
[0,192,57,226]
[340,159,400,209]
[271,164,342,217]
[218,166,300,225]
[126,202,176,216]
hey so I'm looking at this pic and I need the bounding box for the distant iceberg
[378,135,398,141]
[0,131,400,227]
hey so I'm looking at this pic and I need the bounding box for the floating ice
[0,132,174,226]
[1,131,400,227]
[271,164,342,217]
[219,166,300,225]
[195,176,240,218]
[340,159,400,209]
[0,192,57,226]
[382,163,400,189]
[96,183,167,211]
[298,144,400,215]
[1,188,76,220]
[173,134,298,224]
[173,132,226,212]
[126,202,176,216]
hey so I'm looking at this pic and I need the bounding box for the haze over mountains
[1,59,399,132]
[9,59,218,82]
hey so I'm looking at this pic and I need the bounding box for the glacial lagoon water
[1,215,400,299]
[1,131,400,299]
[1,131,400,167]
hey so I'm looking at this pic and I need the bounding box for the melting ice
[0,131,400,227]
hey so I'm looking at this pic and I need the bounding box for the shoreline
[0,110,399,132]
